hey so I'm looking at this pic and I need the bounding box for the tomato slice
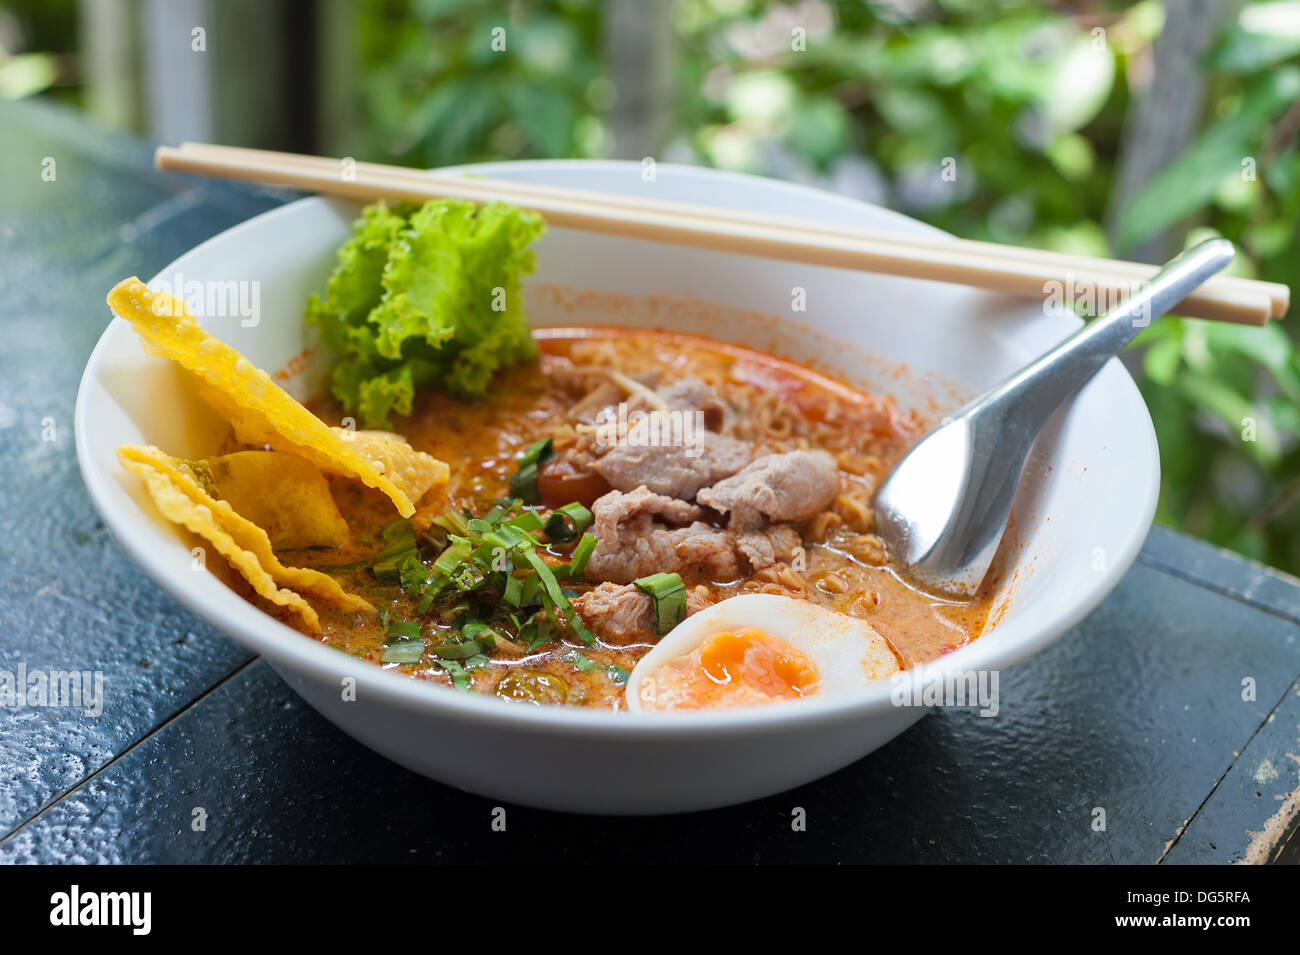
[537,457,612,509]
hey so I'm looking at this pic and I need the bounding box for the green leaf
[1041,36,1115,134]
[505,84,576,157]
[1207,9,1300,74]
[381,638,425,664]
[307,199,545,428]
[564,650,595,672]
[1196,321,1300,404]
[785,96,851,167]
[1174,372,1280,465]
[0,53,59,99]
[1116,68,1300,250]
[1143,337,1183,387]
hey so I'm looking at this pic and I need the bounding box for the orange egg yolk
[644,628,821,710]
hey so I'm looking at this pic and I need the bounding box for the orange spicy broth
[293,327,995,709]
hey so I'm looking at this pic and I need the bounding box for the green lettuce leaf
[306,198,545,428]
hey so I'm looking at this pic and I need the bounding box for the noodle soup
[295,328,996,709]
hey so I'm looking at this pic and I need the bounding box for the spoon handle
[964,238,1236,436]
[878,238,1238,596]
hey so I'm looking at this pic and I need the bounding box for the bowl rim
[74,159,1160,737]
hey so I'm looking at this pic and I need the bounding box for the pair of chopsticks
[156,142,1289,326]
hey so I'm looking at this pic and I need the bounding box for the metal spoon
[873,238,1236,597]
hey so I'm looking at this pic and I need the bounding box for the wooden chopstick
[156,143,1287,326]
[174,141,1288,316]
[163,142,1284,324]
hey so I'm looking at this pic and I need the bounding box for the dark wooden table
[2,100,1298,865]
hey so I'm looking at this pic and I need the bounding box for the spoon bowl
[875,238,1237,596]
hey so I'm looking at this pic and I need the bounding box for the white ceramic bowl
[75,161,1158,813]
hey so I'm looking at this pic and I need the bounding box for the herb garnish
[543,502,593,542]
[633,572,687,636]
[564,650,596,672]
[380,619,425,664]
[376,497,597,660]
[508,438,554,503]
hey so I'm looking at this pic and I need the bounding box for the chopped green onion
[568,615,596,644]
[436,659,471,691]
[565,650,595,672]
[433,538,473,576]
[506,510,544,533]
[317,520,419,572]
[520,550,594,643]
[381,642,425,664]
[484,525,533,552]
[607,664,630,685]
[429,638,487,660]
[415,579,447,615]
[568,533,597,579]
[518,438,554,468]
[522,611,556,650]
[381,621,424,664]
[521,549,567,611]
[440,599,472,624]
[469,540,497,569]
[503,574,524,607]
[381,519,415,545]
[372,559,402,584]
[376,490,602,665]
[371,521,420,578]
[634,572,687,636]
[508,464,540,503]
[398,553,430,596]
[508,438,554,503]
[433,509,471,536]
[544,502,593,542]
[449,562,484,592]
[386,620,422,641]
[420,526,448,551]
[520,572,541,606]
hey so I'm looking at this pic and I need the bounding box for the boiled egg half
[625,594,900,712]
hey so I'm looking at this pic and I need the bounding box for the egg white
[625,593,900,711]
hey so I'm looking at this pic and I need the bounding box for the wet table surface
[1,100,1298,864]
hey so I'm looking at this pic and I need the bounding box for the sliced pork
[544,374,751,506]
[572,581,713,645]
[583,484,810,584]
[696,450,839,526]
[592,417,751,499]
[733,523,802,571]
[629,375,731,432]
[583,486,741,583]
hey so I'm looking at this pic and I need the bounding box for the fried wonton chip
[118,444,373,631]
[186,450,350,550]
[335,429,449,505]
[107,277,447,517]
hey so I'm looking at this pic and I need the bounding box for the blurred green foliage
[357,0,610,164]
[360,0,1300,572]
[666,0,1300,573]
[0,0,76,100]
[6,0,1300,572]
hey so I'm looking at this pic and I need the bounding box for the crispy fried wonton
[118,444,373,631]
[107,277,447,517]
